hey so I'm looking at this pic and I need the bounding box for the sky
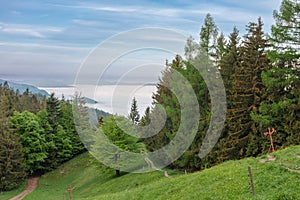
[0,0,282,87]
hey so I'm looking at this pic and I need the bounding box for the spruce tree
[144,56,183,153]
[252,0,300,147]
[46,93,61,132]
[239,18,270,156]
[199,13,219,56]
[214,32,228,67]
[218,18,270,160]
[272,0,300,144]
[268,0,300,65]
[129,97,140,124]
[72,92,94,150]
[145,51,214,170]
[0,121,26,191]
[217,27,242,161]
[139,106,151,126]
[60,100,84,155]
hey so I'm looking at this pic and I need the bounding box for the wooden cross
[67,185,76,200]
[264,127,276,153]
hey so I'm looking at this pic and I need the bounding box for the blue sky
[0,0,281,86]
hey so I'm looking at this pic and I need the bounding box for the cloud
[50,3,184,17]
[0,42,91,55]
[0,22,64,39]
[48,1,279,38]
[0,42,92,86]
[0,51,80,86]
[1,26,46,38]
[91,6,137,13]
[72,19,103,26]
[0,0,282,86]
[219,0,281,11]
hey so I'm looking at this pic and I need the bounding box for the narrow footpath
[10,177,39,200]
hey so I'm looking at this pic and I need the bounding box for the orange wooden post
[264,127,276,153]
[67,185,76,200]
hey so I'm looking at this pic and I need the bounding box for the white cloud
[72,19,103,26]
[49,1,279,37]
[0,42,92,86]
[0,50,82,86]
[0,1,282,86]
[0,42,90,51]
[92,6,137,13]
[1,27,45,38]
[0,22,64,38]
[0,42,91,59]
[219,0,281,11]
[51,3,183,17]
[49,3,136,13]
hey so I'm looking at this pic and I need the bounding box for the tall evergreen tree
[268,0,300,65]
[145,51,214,171]
[0,121,26,191]
[36,109,73,170]
[35,109,56,170]
[55,125,73,162]
[144,56,183,154]
[218,18,270,160]
[139,106,151,126]
[72,92,95,150]
[0,94,12,122]
[252,0,300,147]
[238,18,270,156]
[60,100,84,155]
[129,97,140,125]
[242,18,270,111]
[46,93,61,133]
[217,27,242,161]
[213,32,228,67]
[152,56,183,145]
[200,13,219,56]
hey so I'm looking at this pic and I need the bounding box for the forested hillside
[0,0,299,196]
[0,82,88,191]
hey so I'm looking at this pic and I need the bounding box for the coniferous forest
[0,0,299,194]
[143,0,299,171]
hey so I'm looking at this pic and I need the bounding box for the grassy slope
[0,182,26,200]
[2,145,299,200]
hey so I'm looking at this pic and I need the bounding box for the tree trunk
[116,169,120,177]
[114,154,120,176]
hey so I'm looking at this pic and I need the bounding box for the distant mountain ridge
[0,79,49,97]
[0,80,111,118]
[0,79,103,106]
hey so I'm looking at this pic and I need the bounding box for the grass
[2,145,299,200]
[0,182,26,200]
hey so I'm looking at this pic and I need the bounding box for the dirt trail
[10,177,39,200]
